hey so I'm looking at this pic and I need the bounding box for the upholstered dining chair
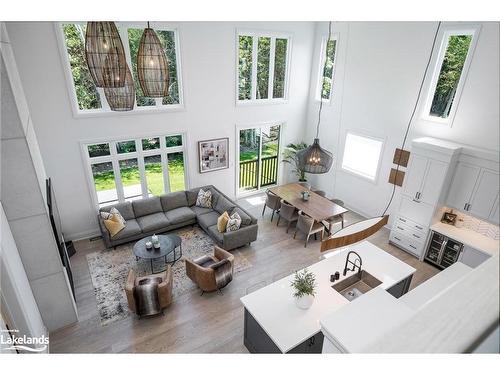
[293,211,325,248]
[125,266,173,316]
[276,200,299,233]
[312,189,326,197]
[185,245,234,295]
[323,198,345,234]
[262,190,281,221]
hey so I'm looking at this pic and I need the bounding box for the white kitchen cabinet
[403,155,447,205]
[446,162,499,223]
[468,169,500,221]
[419,159,448,205]
[459,245,490,268]
[403,154,428,201]
[446,163,481,210]
[391,139,459,259]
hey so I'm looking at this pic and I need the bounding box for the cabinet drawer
[399,197,434,227]
[395,215,427,233]
[389,231,425,257]
[392,221,426,242]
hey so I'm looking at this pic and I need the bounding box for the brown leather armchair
[125,266,173,314]
[185,246,234,294]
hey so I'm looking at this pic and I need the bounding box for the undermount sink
[332,270,382,301]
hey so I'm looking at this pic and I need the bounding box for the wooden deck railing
[239,155,278,190]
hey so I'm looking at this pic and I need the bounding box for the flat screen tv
[46,178,75,299]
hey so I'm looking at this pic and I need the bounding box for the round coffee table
[133,234,182,273]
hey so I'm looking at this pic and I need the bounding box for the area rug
[86,226,252,326]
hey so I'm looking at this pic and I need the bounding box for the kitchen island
[240,241,416,353]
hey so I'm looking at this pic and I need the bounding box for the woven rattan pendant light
[85,22,127,88]
[296,21,334,174]
[104,67,135,111]
[137,22,169,97]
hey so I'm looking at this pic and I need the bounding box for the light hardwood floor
[49,195,439,353]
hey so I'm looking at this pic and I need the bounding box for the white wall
[306,22,499,219]
[1,23,78,331]
[6,21,315,240]
[1,203,47,349]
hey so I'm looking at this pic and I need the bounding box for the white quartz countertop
[430,222,499,256]
[400,262,471,310]
[320,288,414,353]
[240,241,416,353]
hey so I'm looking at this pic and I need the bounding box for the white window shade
[341,133,384,181]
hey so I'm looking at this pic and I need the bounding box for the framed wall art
[198,137,229,173]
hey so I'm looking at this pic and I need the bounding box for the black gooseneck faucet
[343,251,362,276]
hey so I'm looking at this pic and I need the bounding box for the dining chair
[262,190,281,221]
[293,211,325,248]
[276,200,299,233]
[312,189,326,197]
[323,198,345,234]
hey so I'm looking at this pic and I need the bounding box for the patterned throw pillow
[100,211,113,220]
[217,211,230,233]
[196,188,212,208]
[100,207,126,226]
[226,212,242,232]
[110,207,126,225]
[103,214,125,238]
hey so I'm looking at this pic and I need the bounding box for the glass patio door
[238,124,281,194]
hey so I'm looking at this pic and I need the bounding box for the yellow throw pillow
[217,211,230,233]
[103,214,125,238]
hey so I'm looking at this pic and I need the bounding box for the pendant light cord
[381,21,442,216]
[316,21,332,139]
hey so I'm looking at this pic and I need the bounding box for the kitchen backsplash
[444,208,500,240]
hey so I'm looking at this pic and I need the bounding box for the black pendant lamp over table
[297,21,334,174]
[85,22,127,88]
[137,22,170,97]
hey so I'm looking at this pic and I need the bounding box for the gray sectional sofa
[98,185,258,251]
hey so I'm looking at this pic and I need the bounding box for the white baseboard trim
[64,228,100,242]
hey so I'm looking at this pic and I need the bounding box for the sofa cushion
[231,207,253,226]
[215,194,236,215]
[136,212,170,233]
[161,191,188,212]
[133,196,162,217]
[111,218,142,240]
[100,201,135,220]
[186,187,201,206]
[165,206,196,224]
[197,211,220,229]
[191,206,213,217]
[207,224,223,244]
[208,187,220,208]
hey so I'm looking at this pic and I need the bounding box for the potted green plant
[281,142,308,182]
[290,268,317,309]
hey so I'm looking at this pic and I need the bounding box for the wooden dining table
[268,183,348,222]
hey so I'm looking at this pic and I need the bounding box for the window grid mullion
[137,147,148,199]
[97,88,110,111]
[162,150,170,194]
[250,36,258,100]
[256,127,263,190]
[268,37,276,99]
[119,25,138,110]
[110,142,125,202]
